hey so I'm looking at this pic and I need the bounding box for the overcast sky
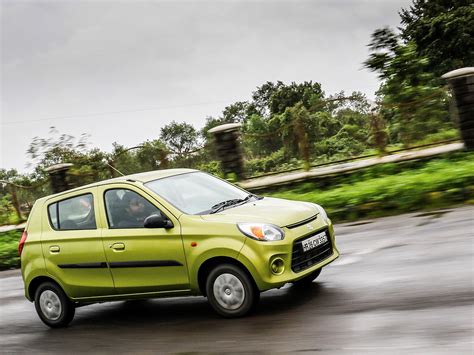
[1,0,412,173]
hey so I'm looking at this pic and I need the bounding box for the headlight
[237,223,284,241]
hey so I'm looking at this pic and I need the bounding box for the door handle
[110,242,125,251]
[49,245,60,253]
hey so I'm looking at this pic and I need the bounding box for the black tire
[292,268,322,287]
[34,282,75,328]
[205,264,259,318]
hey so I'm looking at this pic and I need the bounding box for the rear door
[41,188,115,298]
[97,184,189,294]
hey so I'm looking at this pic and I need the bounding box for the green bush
[245,149,296,176]
[265,153,474,221]
[0,229,22,270]
[0,195,22,226]
[411,128,459,146]
[197,160,224,177]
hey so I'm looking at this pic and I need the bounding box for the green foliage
[411,128,460,146]
[242,114,282,157]
[272,103,314,158]
[364,28,452,146]
[136,140,169,170]
[197,161,224,177]
[27,127,94,176]
[399,0,474,76]
[245,149,294,176]
[111,143,143,176]
[267,81,323,115]
[266,153,474,221]
[314,133,366,160]
[0,169,38,222]
[250,81,286,116]
[26,126,111,187]
[221,101,253,123]
[363,1,472,147]
[160,121,200,158]
[0,230,22,270]
[0,195,16,225]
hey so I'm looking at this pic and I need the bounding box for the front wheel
[34,282,75,328]
[206,264,259,318]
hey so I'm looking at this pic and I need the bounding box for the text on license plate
[302,232,328,252]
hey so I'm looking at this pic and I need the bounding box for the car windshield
[145,172,251,215]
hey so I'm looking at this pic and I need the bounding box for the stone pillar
[442,67,474,150]
[208,123,244,180]
[45,163,73,193]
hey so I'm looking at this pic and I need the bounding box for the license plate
[302,232,328,252]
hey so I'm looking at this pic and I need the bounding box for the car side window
[104,189,163,229]
[48,193,97,230]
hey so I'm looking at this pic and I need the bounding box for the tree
[364,28,451,146]
[399,0,474,76]
[27,127,90,173]
[109,143,143,176]
[250,81,286,117]
[269,81,323,115]
[26,127,111,187]
[221,101,252,123]
[249,81,324,117]
[136,140,168,170]
[276,103,314,170]
[242,114,282,157]
[159,121,200,158]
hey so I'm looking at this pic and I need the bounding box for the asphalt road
[1,206,473,354]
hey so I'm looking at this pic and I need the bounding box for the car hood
[200,197,318,227]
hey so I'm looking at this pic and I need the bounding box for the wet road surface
[1,206,473,354]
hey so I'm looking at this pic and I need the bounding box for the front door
[98,185,189,294]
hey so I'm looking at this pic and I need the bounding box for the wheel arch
[197,256,257,297]
[27,275,64,302]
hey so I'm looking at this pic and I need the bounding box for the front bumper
[237,218,339,291]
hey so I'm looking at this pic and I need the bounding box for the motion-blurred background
[1,2,473,353]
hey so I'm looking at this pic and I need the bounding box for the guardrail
[240,141,465,191]
[245,139,461,180]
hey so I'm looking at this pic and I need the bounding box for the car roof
[39,168,198,201]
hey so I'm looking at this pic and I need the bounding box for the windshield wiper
[209,194,260,214]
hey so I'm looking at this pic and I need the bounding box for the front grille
[291,229,333,273]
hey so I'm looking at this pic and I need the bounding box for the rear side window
[48,193,97,230]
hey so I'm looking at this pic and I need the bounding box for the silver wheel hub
[39,290,62,321]
[213,273,245,310]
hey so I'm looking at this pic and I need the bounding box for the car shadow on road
[258,282,328,314]
[62,281,340,328]
[20,280,352,353]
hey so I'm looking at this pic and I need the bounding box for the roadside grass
[0,229,22,270]
[264,152,474,221]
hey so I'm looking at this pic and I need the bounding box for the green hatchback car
[20,169,339,327]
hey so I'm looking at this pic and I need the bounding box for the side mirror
[144,214,174,229]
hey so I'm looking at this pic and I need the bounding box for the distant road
[1,206,473,354]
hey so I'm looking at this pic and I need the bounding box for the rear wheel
[206,264,259,318]
[34,282,75,328]
[292,268,322,287]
